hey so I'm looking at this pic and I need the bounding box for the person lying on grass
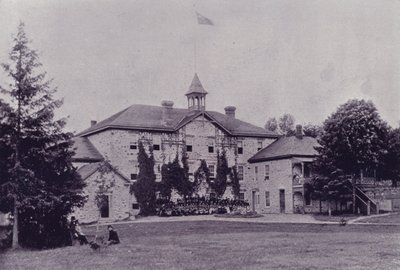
[107,225,120,245]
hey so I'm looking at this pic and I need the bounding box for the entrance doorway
[279,189,285,213]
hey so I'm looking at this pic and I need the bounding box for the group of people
[156,196,250,217]
[69,216,120,246]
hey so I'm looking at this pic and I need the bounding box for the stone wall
[73,168,135,224]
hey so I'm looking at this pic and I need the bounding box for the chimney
[224,106,236,118]
[296,124,303,139]
[161,100,174,125]
[90,120,97,127]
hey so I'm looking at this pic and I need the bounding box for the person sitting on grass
[107,225,120,245]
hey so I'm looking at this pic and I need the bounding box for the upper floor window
[265,191,270,207]
[186,145,193,152]
[130,143,137,150]
[255,166,258,175]
[264,164,270,180]
[130,174,137,180]
[237,141,243,154]
[208,140,214,153]
[153,144,160,151]
[237,166,244,181]
[257,141,263,151]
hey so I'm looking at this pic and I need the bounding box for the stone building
[71,74,279,222]
[247,126,321,214]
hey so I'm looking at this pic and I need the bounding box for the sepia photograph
[0,0,399,269]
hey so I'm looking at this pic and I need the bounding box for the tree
[213,150,230,197]
[314,99,389,213]
[229,166,240,199]
[193,160,210,195]
[384,128,400,187]
[278,114,295,136]
[302,123,323,138]
[265,117,278,133]
[130,141,157,216]
[265,114,295,136]
[0,23,86,249]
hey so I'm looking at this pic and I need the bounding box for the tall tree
[302,123,323,138]
[130,141,157,215]
[229,166,240,199]
[0,23,86,249]
[314,99,389,213]
[384,128,400,187]
[264,117,278,133]
[265,114,295,136]
[213,150,230,197]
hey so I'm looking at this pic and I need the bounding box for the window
[257,194,260,204]
[130,174,138,180]
[186,145,193,152]
[237,141,243,154]
[130,143,137,150]
[239,192,245,201]
[99,195,110,218]
[264,164,270,180]
[208,140,214,153]
[238,166,244,181]
[132,203,140,210]
[153,144,160,151]
[209,165,215,178]
[257,141,263,151]
[304,163,311,178]
[255,166,258,180]
[265,191,270,207]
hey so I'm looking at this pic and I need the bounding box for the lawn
[358,212,400,224]
[1,221,400,270]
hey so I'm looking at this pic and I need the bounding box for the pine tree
[229,166,240,199]
[130,141,157,215]
[213,150,230,197]
[0,23,86,249]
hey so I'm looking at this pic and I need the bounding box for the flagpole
[193,2,197,73]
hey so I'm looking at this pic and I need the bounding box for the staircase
[344,180,378,215]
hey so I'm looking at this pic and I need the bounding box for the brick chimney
[224,106,236,118]
[90,120,97,127]
[161,100,174,125]
[296,124,303,139]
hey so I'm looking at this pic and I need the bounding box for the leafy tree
[314,99,389,213]
[265,114,295,136]
[193,160,210,194]
[229,166,240,199]
[384,128,400,187]
[279,113,296,136]
[0,23,86,249]
[302,123,323,138]
[213,150,230,197]
[265,117,278,133]
[130,141,157,215]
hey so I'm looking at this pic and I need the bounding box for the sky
[0,0,399,133]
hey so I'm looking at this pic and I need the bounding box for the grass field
[358,212,400,224]
[1,221,400,270]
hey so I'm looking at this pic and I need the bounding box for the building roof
[77,104,278,138]
[248,136,320,163]
[77,162,130,183]
[71,137,104,162]
[186,73,208,95]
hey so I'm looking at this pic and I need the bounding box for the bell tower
[186,73,208,111]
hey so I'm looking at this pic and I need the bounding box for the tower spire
[186,73,208,111]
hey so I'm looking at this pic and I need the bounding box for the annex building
[71,74,321,222]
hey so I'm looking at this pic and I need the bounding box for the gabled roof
[71,137,103,162]
[248,136,320,163]
[186,73,208,95]
[76,105,279,138]
[77,162,130,183]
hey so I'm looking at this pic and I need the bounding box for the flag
[196,12,214,26]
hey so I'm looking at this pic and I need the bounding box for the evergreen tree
[130,141,157,215]
[0,23,86,249]
[193,160,210,194]
[213,150,230,197]
[229,166,240,199]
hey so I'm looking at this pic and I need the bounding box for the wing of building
[71,73,280,222]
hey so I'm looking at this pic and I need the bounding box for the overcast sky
[1,0,399,133]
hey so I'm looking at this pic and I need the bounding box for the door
[252,191,256,212]
[279,189,285,213]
